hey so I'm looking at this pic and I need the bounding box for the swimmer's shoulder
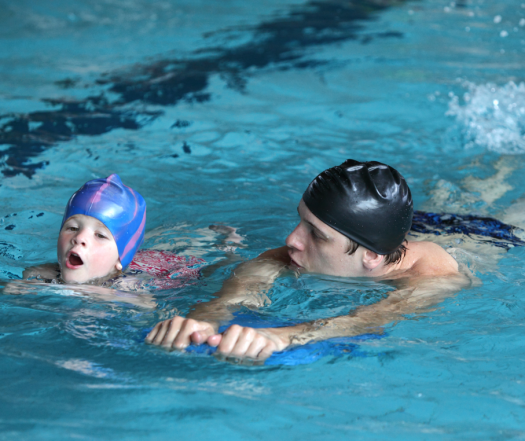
[22,263,60,281]
[257,246,290,264]
[405,241,459,276]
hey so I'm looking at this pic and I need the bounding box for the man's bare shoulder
[228,246,289,279]
[257,246,290,264]
[405,241,458,276]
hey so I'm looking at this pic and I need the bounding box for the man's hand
[207,325,291,362]
[146,316,292,362]
[145,316,218,349]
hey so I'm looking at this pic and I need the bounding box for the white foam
[447,81,525,154]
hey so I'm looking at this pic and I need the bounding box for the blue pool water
[1,0,525,438]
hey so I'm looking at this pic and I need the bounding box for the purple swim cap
[61,174,146,268]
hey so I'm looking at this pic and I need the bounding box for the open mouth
[68,252,84,267]
[289,256,303,270]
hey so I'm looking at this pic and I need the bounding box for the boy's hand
[3,281,32,295]
[145,316,217,349]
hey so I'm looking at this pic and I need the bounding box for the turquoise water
[1,0,525,438]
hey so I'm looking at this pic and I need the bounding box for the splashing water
[447,81,525,154]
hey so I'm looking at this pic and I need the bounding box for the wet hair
[345,237,408,265]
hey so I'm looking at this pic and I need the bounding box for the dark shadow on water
[0,0,409,179]
[0,97,161,178]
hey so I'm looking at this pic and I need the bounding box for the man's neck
[370,246,418,280]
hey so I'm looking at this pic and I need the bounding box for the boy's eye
[67,226,79,231]
[96,233,107,239]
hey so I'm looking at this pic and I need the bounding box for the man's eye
[67,226,78,231]
[312,231,324,240]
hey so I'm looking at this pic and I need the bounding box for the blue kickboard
[183,332,383,365]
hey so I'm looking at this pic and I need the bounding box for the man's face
[57,215,120,283]
[285,199,367,277]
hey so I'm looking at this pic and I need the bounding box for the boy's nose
[72,231,88,246]
[285,224,305,251]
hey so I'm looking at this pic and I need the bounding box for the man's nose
[285,224,305,251]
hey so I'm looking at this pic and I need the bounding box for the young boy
[24,174,147,285]
[20,175,229,292]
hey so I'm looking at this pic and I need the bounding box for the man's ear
[362,250,384,270]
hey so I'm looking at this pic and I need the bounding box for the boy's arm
[145,246,290,348]
[4,275,157,308]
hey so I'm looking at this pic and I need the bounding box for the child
[22,174,147,285]
[20,175,237,293]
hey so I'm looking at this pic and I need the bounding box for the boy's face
[285,200,369,277]
[57,215,120,283]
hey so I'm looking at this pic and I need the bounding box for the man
[146,159,467,361]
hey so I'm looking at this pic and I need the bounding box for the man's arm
[205,271,471,360]
[191,247,290,321]
[145,246,291,349]
[146,250,469,357]
[146,241,472,361]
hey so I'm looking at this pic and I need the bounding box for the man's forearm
[267,309,399,348]
[266,274,470,347]
[187,253,289,325]
[284,307,401,345]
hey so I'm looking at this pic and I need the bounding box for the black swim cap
[302,159,413,255]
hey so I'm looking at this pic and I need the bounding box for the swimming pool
[1,0,525,438]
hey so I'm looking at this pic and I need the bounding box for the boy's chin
[61,269,116,285]
[61,270,91,284]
